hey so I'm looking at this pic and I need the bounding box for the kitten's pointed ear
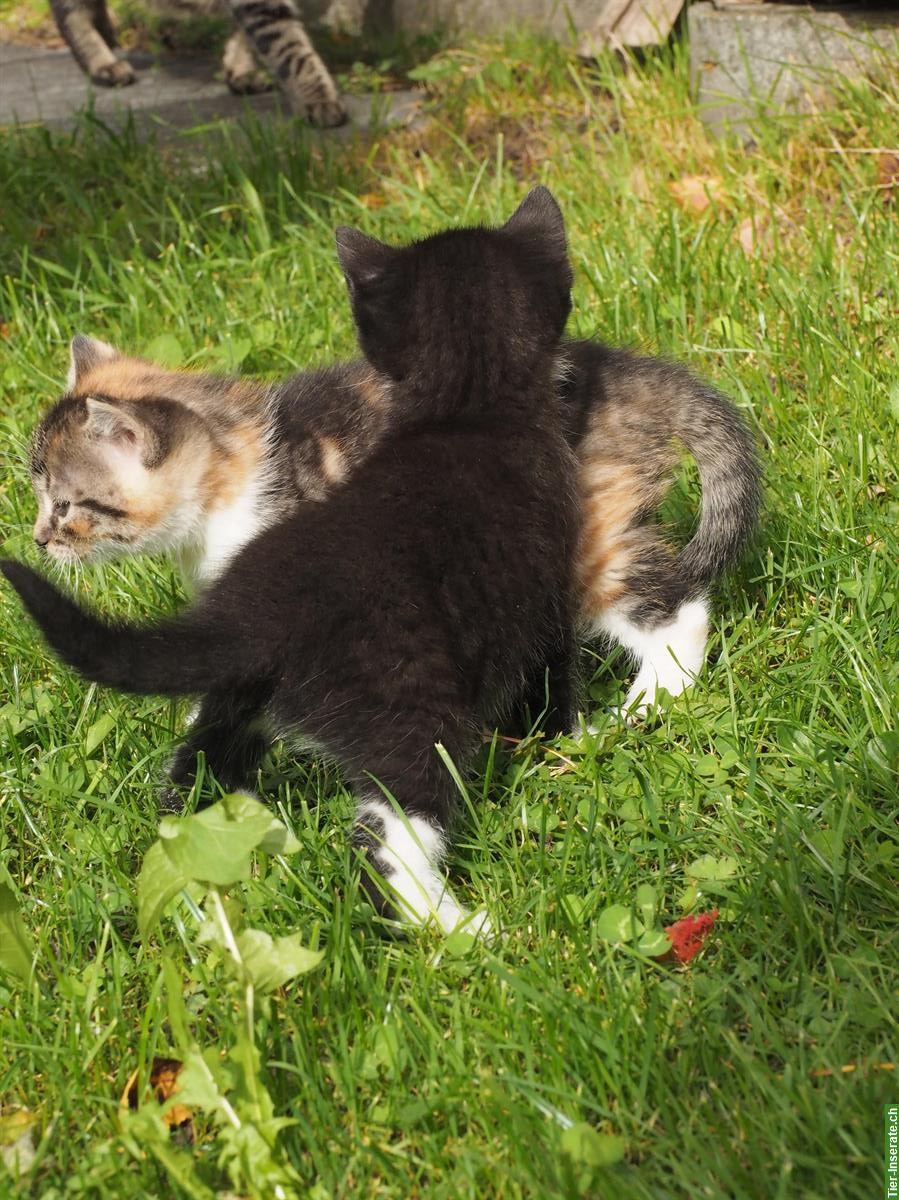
[83,398,142,455]
[503,187,567,256]
[335,226,394,292]
[68,334,118,390]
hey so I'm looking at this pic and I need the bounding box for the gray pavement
[0,41,423,135]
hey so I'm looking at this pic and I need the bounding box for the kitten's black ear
[67,334,118,390]
[83,398,142,455]
[335,227,394,292]
[503,187,567,257]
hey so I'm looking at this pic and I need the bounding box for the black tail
[1,560,246,696]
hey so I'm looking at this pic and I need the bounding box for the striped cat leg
[222,29,272,94]
[50,0,135,86]
[227,0,347,126]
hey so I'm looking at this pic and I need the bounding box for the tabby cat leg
[50,0,136,86]
[222,29,272,95]
[161,686,272,811]
[227,0,346,126]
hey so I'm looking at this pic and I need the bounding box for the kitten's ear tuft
[68,334,118,390]
[503,187,567,256]
[335,226,394,292]
[83,398,142,454]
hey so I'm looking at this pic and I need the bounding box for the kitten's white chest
[193,475,271,583]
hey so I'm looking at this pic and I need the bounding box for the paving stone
[689,1,899,138]
[0,42,423,136]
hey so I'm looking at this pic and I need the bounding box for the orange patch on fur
[576,462,645,614]
[318,436,348,486]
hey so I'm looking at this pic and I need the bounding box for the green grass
[1,32,898,1199]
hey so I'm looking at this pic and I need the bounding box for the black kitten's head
[335,187,572,396]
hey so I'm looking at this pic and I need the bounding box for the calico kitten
[27,329,759,715]
[4,187,581,933]
[50,0,346,126]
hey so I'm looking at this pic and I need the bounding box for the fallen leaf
[121,1056,193,1134]
[876,151,899,203]
[561,1121,626,1167]
[668,174,726,215]
[0,1109,37,1180]
[735,214,767,257]
[358,192,386,208]
[661,909,719,964]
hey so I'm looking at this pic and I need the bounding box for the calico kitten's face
[30,336,220,563]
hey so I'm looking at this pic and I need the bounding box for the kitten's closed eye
[53,500,70,517]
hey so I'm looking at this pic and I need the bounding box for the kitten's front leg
[50,0,136,86]
[226,0,347,127]
[161,685,272,812]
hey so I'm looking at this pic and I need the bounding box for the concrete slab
[0,42,424,137]
[689,2,899,138]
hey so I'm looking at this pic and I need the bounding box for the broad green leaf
[694,753,720,777]
[866,732,899,777]
[635,884,657,927]
[137,840,190,939]
[595,904,642,943]
[561,893,587,925]
[0,872,34,981]
[142,333,184,367]
[561,1121,626,1167]
[170,1049,226,1115]
[686,854,739,882]
[84,712,116,756]
[159,795,274,887]
[636,929,671,957]
[257,816,301,857]
[234,929,324,992]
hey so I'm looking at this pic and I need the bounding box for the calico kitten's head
[29,335,262,563]
[334,186,572,404]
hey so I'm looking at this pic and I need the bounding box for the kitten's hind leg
[50,0,136,86]
[161,684,272,812]
[349,725,490,936]
[597,595,709,719]
[222,29,272,95]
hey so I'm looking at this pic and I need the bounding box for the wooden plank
[614,0,685,45]
[579,0,686,53]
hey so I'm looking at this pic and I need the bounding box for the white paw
[610,599,709,721]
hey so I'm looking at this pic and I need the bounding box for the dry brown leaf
[121,1056,193,1133]
[667,174,726,216]
[876,152,899,203]
[735,215,768,257]
[0,1109,37,1181]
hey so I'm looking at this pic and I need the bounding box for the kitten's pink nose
[33,519,52,548]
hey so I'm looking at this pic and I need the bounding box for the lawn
[0,31,897,1200]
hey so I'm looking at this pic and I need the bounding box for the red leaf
[661,909,718,964]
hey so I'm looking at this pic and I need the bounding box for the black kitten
[2,188,581,933]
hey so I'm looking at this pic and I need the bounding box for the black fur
[3,188,582,921]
